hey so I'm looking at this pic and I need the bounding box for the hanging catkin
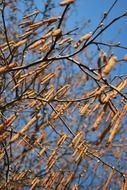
[103,56,117,77]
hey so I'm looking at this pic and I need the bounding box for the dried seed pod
[60,0,75,6]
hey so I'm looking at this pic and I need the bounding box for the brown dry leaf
[60,0,75,6]
[103,56,118,77]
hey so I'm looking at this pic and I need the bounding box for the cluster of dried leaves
[0,0,127,189]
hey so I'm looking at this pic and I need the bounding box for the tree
[0,0,127,189]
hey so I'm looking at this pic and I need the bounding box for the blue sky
[19,0,127,75]
[20,0,127,50]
